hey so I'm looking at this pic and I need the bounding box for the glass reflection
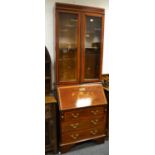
[76,98,92,107]
[84,16,102,80]
[58,13,78,82]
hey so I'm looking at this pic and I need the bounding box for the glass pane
[84,16,102,80]
[58,13,78,82]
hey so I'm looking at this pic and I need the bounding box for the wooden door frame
[81,13,105,83]
[55,9,81,85]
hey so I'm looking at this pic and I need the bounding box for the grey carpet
[46,140,109,155]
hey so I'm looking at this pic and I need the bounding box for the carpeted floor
[46,140,109,155]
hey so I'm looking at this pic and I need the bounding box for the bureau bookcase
[55,3,107,153]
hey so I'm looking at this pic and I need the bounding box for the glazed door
[81,14,104,82]
[56,11,80,84]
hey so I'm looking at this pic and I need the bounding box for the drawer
[60,106,107,121]
[61,125,105,144]
[61,115,106,133]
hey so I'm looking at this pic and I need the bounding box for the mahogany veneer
[55,3,107,153]
[56,3,105,85]
[57,83,107,153]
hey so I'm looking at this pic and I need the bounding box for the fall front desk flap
[57,83,107,110]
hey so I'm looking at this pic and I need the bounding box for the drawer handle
[70,123,79,129]
[91,110,99,115]
[70,134,79,140]
[91,119,98,125]
[71,113,79,118]
[90,129,98,135]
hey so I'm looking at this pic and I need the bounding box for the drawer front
[61,115,106,133]
[61,126,105,144]
[61,106,107,121]
[57,84,107,110]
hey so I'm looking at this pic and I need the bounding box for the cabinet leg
[94,137,105,144]
[60,136,106,153]
[60,144,74,154]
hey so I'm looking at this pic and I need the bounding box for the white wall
[55,0,109,9]
[45,0,109,88]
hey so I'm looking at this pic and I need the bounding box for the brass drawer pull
[70,134,79,140]
[70,123,79,129]
[91,119,98,125]
[90,129,98,135]
[71,113,79,118]
[91,110,99,115]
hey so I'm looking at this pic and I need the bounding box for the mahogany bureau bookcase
[55,3,107,153]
